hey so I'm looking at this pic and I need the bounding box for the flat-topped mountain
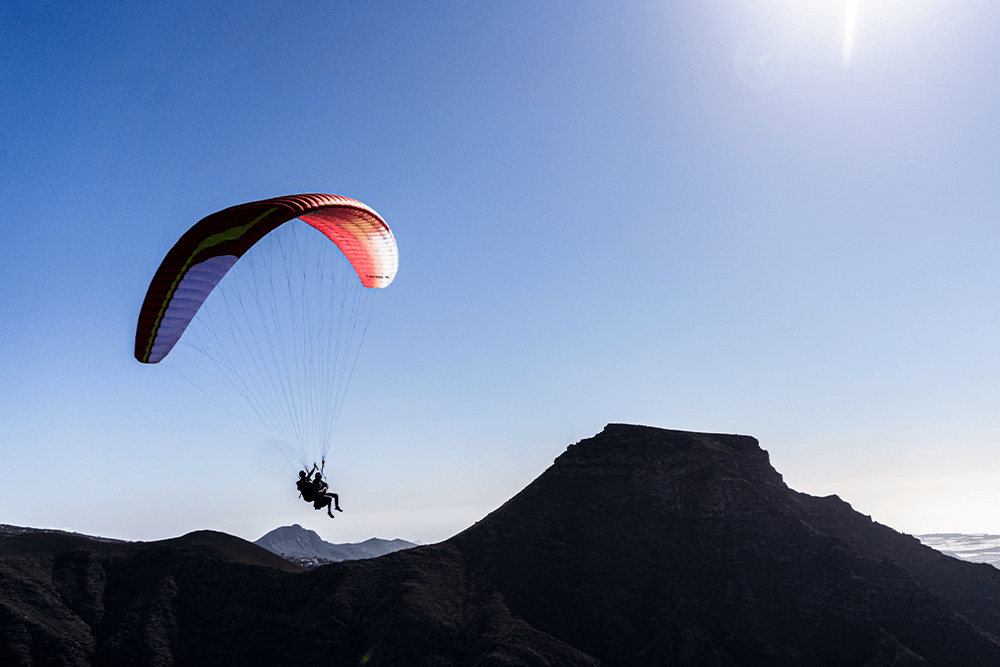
[3,424,999,665]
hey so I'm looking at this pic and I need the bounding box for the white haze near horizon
[917,534,1000,568]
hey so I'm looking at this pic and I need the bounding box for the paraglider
[135,193,398,512]
[296,464,342,518]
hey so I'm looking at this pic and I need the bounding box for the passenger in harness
[295,465,342,519]
[312,472,343,518]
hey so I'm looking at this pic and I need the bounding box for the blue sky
[2,0,998,544]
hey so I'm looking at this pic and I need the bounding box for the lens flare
[734,37,788,90]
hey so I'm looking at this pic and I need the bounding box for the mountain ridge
[3,423,1000,666]
[253,523,416,562]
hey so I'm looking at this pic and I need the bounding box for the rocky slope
[3,424,1000,666]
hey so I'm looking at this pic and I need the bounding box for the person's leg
[317,496,333,518]
[330,492,342,511]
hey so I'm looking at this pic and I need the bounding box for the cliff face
[3,424,1000,666]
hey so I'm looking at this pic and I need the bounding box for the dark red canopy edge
[134,194,379,362]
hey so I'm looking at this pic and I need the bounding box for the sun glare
[843,0,861,65]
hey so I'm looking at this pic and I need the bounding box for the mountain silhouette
[254,524,416,562]
[2,424,999,665]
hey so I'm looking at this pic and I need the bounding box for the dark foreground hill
[3,424,1000,666]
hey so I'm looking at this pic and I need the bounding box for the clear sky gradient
[2,0,998,545]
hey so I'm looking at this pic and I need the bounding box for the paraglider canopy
[135,193,397,364]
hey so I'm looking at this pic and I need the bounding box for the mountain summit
[3,424,1000,665]
[447,424,1000,664]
